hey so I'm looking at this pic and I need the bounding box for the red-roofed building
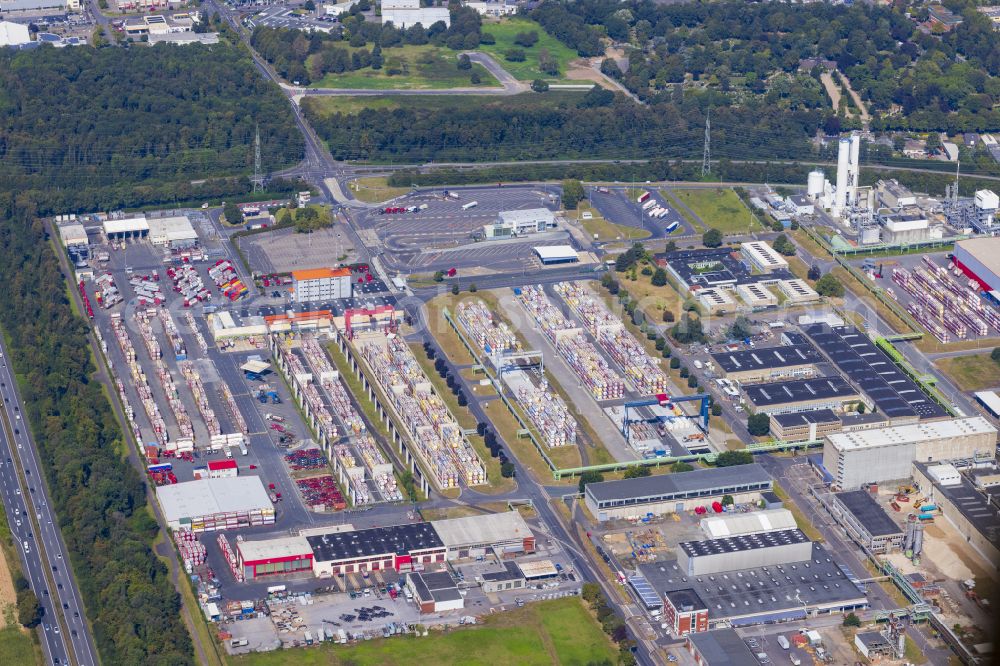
[207,459,238,479]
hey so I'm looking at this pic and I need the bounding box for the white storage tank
[807,170,825,199]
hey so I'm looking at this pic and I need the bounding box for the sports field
[231,597,615,666]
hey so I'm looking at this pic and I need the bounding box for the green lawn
[232,597,615,666]
[349,177,413,203]
[936,353,1000,391]
[666,188,763,235]
[0,627,39,665]
[311,45,498,89]
[302,90,587,117]
[479,17,580,83]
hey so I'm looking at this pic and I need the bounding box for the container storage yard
[358,331,486,489]
[554,281,669,396]
[456,300,519,356]
[889,256,1000,343]
[516,285,624,401]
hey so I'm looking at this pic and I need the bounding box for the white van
[777,635,790,650]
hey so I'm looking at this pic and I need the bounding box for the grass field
[567,203,650,242]
[667,188,763,235]
[479,17,579,83]
[617,269,682,323]
[0,627,38,665]
[350,177,412,203]
[936,354,1000,391]
[302,90,587,117]
[232,597,615,666]
[311,45,498,89]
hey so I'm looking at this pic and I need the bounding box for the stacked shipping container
[516,285,624,400]
[456,300,519,354]
[554,281,669,396]
[516,380,576,448]
[109,314,169,447]
[135,309,195,442]
[360,334,486,488]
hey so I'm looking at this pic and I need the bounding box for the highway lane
[0,345,97,666]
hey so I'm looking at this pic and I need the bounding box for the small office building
[769,409,841,443]
[291,267,353,303]
[407,571,464,614]
[484,208,555,239]
[663,588,709,636]
[695,288,737,314]
[480,561,526,594]
[828,490,904,553]
[740,241,789,274]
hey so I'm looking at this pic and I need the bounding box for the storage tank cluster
[806,132,861,221]
[903,517,925,564]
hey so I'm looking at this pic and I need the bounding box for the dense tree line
[251,5,482,85]
[0,40,312,665]
[0,45,304,215]
[304,90,824,162]
[531,0,1000,131]
[0,197,192,662]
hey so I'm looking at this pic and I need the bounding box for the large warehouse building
[711,341,821,383]
[235,511,537,578]
[952,237,1000,293]
[742,376,861,415]
[291,267,352,303]
[584,464,772,522]
[822,416,997,489]
[677,528,813,576]
[156,477,275,532]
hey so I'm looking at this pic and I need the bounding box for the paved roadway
[0,343,97,666]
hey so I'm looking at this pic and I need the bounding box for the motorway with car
[0,342,97,666]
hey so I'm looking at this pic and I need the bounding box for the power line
[252,124,264,193]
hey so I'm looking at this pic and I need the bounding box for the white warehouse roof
[103,217,149,235]
[431,511,532,548]
[498,208,555,225]
[148,216,197,243]
[237,535,312,562]
[156,477,272,523]
[826,416,996,452]
[700,509,797,539]
[0,20,31,46]
[533,245,578,263]
[58,223,89,247]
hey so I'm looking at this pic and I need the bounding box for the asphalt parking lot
[245,5,339,33]
[587,187,694,240]
[358,186,564,273]
[240,226,359,274]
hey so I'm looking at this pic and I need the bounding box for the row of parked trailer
[453,298,576,449]
[168,264,212,307]
[129,273,165,307]
[554,282,670,396]
[890,257,1000,343]
[94,272,123,309]
[209,259,248,301]
[360,333,486,489]
[516,285,624,401]
[180,360,222,438]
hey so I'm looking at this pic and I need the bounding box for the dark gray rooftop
[679,529,808,558]
[772,409,840,428]
[661,247,793,290]
[641,543,868,622]
[307,523,444,562]
[586,463,772,504]
[665,587,707,611]
[409,571,461,604]
[803,325,947,420]
[481,561,523,583]
[688,628,760,666]
[834,491,903,537]
[915,463,1000,548]
[712,344,822,374]
[743,376,856,407]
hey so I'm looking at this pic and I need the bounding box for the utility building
[711,343,821,384]
[291,267,353,303]
[237,536,314,579]
[677,529,813,576]
[585,464,772,522]
[828,490,904,553]
[742,376,861,415]
[148,215,198,248]
[823,417,997,490]
[407,571,463,614]
[103,216,149,241]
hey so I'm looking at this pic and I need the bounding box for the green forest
[303,86,823,162]
[0,42,312,665]
[0,45,304,214]
[531,0,1000,132]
